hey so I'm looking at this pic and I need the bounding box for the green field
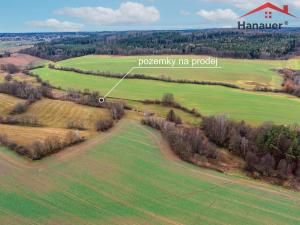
[127,100,200,125]
[0,120,299,225]
[33,67,300,125]
[56,55,300,89]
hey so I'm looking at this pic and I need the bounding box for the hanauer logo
[238,2,296,30]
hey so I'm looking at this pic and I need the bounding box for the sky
[0,0,300,32]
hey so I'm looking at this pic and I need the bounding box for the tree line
[280,69,300,97]
[202,115,300,186]
[0,79,53,101]
[0,131,84,160]
[141,116,218,164]
[143,93,201,118]
[21,30,300,60]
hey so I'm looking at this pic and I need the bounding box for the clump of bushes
[9,102,30,115]
[0,64,20,74]
[4,74,12,81]
[0,115,40,127]
[0,131,85,160]
[162,93,175,105]
[280,69,300,98]
[109,101,125,120]
[96,119,114,132]
[0,80,53,100]
[30,131,85,160]
[64,89,104,107]
[141,116,217,162]
[202,115,300,180]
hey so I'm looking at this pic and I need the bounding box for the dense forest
[21,29,300,60]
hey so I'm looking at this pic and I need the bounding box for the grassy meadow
[0,93,25,116]
[0,121,299,225]
[33,67,300,125]
[56,55,300,89]
[0,124,91,148]
[127,100,201,125]
[17,99,112,130]
[0,96,110,151]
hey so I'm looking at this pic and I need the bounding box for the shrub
[0,81,42,100]
[30,140,46,160]
[166,110,182,125]
[142,116,217,161]
[166,109,176,122]
[0,115,40,127]
[9,102,30,115]
[202,114,230,146]
[1,64,20,74]
[30,133,85,160]
[96,119,114,132]
[110,101,125,120]
[44,136,62,153]
[162,93,174,105]
[0,134,8,145]
[4,74,12,81]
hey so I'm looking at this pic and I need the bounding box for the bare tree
[162,93,174,105]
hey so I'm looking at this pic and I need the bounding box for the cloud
[287,0,300,9]
[180,10,191,16]
[203,0,300,10]
[27,19,83,31]
[202,0,257,10]
[56,2,160,26]
[197,9,238,22]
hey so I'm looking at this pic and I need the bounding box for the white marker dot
[99,98,105,104]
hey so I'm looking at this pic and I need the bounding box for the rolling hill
[32,67,300,125]
[56,55,300,89]
[0,120,299,225]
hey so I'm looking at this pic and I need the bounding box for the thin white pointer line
[102,66,222,99]
[103,67,135,98]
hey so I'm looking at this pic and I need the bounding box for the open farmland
[0,93,25,116]
[127,100,200,125]
[56,55,300,89]
[0,53,45,69]
[0,124,91,148]
[0,120,299,225]
[17,99,112,130]
[32,67,300,125]
[0,72,39,85]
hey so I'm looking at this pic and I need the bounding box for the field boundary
[48,66,242,89]
[46,65,291,96]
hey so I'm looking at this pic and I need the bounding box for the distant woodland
[21,29,300,60]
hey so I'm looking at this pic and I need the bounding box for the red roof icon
[240,2,296,18]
